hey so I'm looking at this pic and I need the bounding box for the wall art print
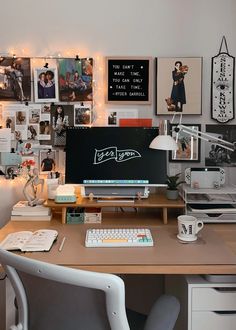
[205,124,236,167]
[0,57,31,101]
[58,58,93,102]
[211,36,235,123]
[169,124,201,162]
[157,57,202,115]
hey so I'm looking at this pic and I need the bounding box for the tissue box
[55,184,76,203]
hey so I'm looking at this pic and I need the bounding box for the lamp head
[149,120,178,151]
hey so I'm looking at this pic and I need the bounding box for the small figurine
[23,168,45,206]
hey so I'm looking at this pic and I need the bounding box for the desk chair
[0,248,180,330]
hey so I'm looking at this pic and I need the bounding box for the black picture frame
[205,124,236,167]
[169,124,201,162]
[105,56,153,104]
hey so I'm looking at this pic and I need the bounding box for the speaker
[81,186,150,198]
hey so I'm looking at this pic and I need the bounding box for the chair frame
[0,248,130,330]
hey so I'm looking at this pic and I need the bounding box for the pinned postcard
[0,128,11,152]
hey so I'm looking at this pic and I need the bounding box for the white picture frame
[34,67,59,103]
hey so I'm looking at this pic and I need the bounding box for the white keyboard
[85,228,154,247]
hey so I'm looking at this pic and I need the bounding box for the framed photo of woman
[169,124,201,162]
[156,57,202,115]
[34,67,59,103]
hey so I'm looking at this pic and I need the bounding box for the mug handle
[196,220,204,234]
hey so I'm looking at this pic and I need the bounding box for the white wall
[0,0,236,225]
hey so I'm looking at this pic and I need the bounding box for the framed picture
[205,125,236,167]
[107,111,117,126]
[39,150,56,173]
[0,57,31,101]
[34,67,59,103]
[169,124,201,162]
[157,57,202,115]
[105,56,153,104]
[58,58,93,102]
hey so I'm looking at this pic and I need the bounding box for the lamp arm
[178,124,235,152]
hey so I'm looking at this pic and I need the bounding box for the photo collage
[0,56,93,175]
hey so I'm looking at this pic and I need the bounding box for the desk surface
[1,212,236,274]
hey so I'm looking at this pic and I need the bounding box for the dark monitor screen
[65,126,167,186]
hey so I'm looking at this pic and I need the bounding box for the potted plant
[166,173,185,200]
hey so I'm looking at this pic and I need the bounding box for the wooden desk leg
[62,207,67,224]
[163,207,168,225]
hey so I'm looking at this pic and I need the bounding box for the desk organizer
[66,207,84,224]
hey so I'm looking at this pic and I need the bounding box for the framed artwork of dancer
[156,57,202,115]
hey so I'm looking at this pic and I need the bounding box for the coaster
[177,234,197,242]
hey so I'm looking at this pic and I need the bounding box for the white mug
[177,215,204,242]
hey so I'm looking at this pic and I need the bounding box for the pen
[58,237,66,252]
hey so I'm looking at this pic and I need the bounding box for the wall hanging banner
[211,36,235,123]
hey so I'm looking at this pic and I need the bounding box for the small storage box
[66,207,84,224]
[84,208,102,223]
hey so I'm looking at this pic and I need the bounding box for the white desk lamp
[149,120,178,151]
[150,113,236,152]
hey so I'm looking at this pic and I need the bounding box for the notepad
[0,229,58,252]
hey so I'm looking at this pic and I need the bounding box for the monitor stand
[81,186,150,200]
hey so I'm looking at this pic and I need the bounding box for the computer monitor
[65,127,167,193]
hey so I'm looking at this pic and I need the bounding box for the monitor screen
[65,126,167,186]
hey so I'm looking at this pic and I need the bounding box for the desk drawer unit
[192,312,236,330]
[165,275,236,330]
[192,287,236,311]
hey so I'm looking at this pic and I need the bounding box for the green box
[66,207,84,224]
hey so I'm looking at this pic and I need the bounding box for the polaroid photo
[34,67,59,103]
[39,149,56,173]
[74,103,92,125]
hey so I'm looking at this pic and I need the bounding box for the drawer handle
[206,213,223,217]
[213,311,236,315]
[214,288,236,292]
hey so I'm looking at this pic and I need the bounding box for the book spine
[11,215,52,221]
[11,211,50,216]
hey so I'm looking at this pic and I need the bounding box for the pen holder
[46,178,59,199]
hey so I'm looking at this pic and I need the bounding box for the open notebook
[0,229,58,252]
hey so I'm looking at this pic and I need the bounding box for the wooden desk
[45,193,185,225]
[1,212,236,275]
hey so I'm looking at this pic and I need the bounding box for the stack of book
[11,201,52,221]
